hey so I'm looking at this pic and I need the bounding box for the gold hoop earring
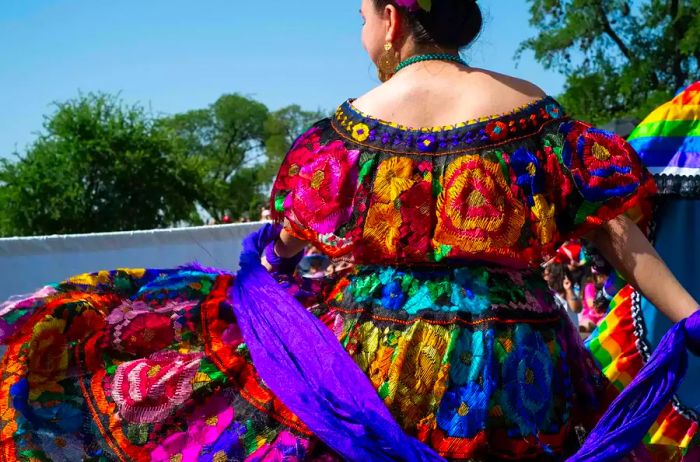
[377,42,400,82]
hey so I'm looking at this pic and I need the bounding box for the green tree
[0,94,199,237]
[263,104,327,177]
[164,94,270,221]
[520,0,700,125]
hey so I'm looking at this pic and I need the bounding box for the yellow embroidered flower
[387,322,450,428]
[363,202,402,255]
[351,123,371,142]
[352,322,381,372]
[531,194,556,245]
[373,157,415,203]
[27,317,68,400]
[434,155,526,253]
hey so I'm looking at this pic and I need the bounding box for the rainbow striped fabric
[587,285,698,456]
[628,81,700,177]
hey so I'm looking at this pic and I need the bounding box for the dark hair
[372,0,482,50]
[544,263,565,292]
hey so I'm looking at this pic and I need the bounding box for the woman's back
[352,66,547,130]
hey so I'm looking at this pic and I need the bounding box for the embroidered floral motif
[151,393,236,461]
[363,202,402,256]
[287,140,360,234]
[374,157,415,203]
[274,127,322,197]
[112,350,203,423]
[351,123,371,142]
[498,324,554,437]
[434,155,526,256]
[437,330,496,438]
[27,317,69,400]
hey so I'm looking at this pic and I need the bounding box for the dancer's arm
[261,226,307,271]
[275,228,307,257]
[587,214,698,323]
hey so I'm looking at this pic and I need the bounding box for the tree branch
[595,3,634,61]
[595,3,660,87]
[669,0,687,90]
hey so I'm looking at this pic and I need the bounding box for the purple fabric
[230,224,445,462]
[263,234,304,276]
[568,309,700,462]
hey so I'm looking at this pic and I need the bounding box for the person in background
[544,262,581,326]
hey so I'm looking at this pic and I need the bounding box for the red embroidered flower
[399,181,432,257]
[485,121,509,142]
[118,312,175,356]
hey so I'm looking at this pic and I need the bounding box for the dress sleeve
[552,120,657,239]
[269,120,361,256]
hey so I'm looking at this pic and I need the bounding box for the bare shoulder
[351,67,549,126]
[462,68,547,113]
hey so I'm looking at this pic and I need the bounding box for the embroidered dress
[0,97,656,461]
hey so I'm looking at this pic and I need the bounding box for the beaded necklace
[394,53,467,73]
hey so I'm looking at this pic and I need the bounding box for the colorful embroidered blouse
[271,97,656,268]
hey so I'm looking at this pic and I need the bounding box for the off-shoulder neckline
[331,95,566,155]
[344,96,555,132]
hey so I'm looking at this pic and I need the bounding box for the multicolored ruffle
[587,285,699,459]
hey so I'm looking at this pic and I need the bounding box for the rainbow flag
[628,81,700,177]
[587,286,698,455]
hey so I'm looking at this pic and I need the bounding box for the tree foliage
[0,92,326,236]
[0,94,199,237]
[263,104,327,179]
[520,0,700,124]
[163,94,271,221]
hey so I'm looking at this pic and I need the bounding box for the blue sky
[0,0,565,157]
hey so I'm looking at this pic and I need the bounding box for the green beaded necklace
[394,53,467,73]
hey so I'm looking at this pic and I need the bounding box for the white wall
[0,223,261,302]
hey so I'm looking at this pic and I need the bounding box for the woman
[0,1,697,461]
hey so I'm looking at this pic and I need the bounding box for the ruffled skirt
[0,265,615,461]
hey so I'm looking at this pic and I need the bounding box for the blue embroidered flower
[510,148,545,198]
[403,285,435,314]
[436,382,489,438]
[199,423,245,462]
[500,324,553,437]
[436,329,495,439]
[450,268,490,314]
[545,103,562,119]
[381,281,406,310]
[416,134,438,153]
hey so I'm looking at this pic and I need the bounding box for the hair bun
[373,0,482,49]
[414,0,482,49]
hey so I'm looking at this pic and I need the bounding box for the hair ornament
[394,0,431,12]
[394,0,476,13]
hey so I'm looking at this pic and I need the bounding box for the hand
[261,253,274,272]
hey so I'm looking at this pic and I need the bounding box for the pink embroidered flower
[111,351,203,423]
[151,393,236,461]
[248,430,311,462]
[187,393,235,445]
[288,140,360,234]
[151,432,201,462]
[275,127,323,192]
